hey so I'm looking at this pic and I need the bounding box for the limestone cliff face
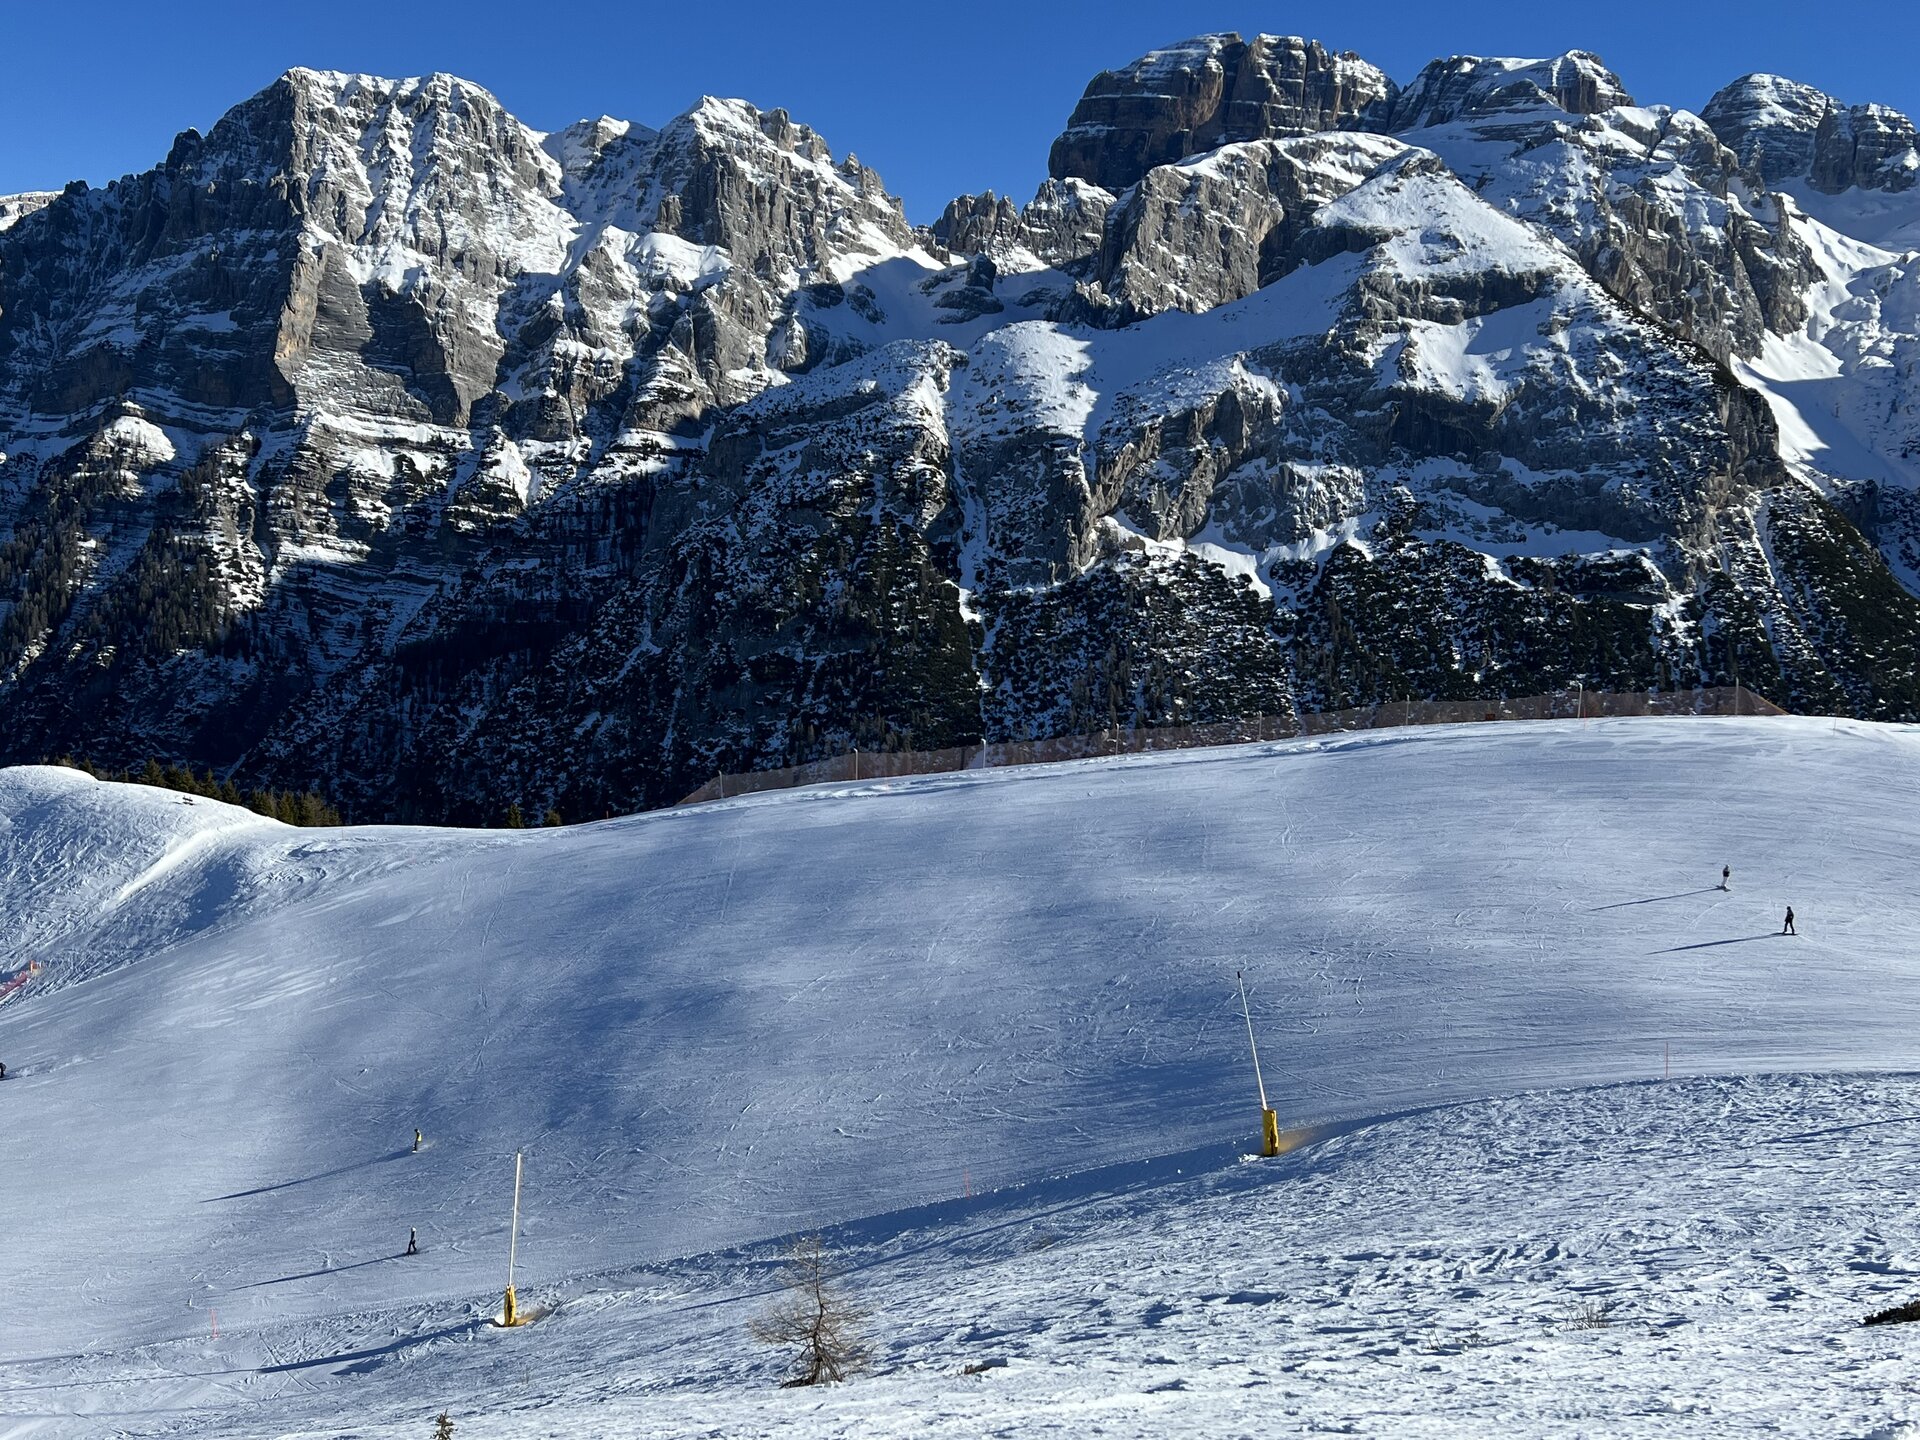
[1047,34,1397,193]
[1382,51,1631,130]
[0,192,55,233]
[928,179,1115,275]
[1703,74,1919,193]
[3,42,1920,819]
[1079,134,1407,323]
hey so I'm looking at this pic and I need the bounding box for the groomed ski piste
[6,716,1920,1437]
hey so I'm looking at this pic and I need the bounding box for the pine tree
[432,1413,454,1440]
[542,807,562,827]
[295,791,332,826]
[504,802,525,829]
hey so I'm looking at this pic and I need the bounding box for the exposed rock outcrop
[0,192,55,233]
[1703,74,1920,193]
[5,41,1920,819]
[1083,134,1405,322]
[931,179,1115,273]
[1048,33,1396,193]
[1383,51,1631,130]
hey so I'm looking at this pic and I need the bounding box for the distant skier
[413,1128,423,1154]
[0,1060,7,1080]
[406,1228,418,1256]
[1782,906,1797,936]
[1721,865,1731,891]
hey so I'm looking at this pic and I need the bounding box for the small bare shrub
[749,1235,869,1386]
[1562,1297,1622,1332]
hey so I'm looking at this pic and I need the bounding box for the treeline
[50,757,343,826]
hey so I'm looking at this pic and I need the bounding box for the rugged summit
[4,40,1920,820]
[1383,51,1631,129]
[1048,34,1397,192]
[0,192,54,232]
[1704,74,1920,193]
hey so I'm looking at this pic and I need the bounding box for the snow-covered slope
[7,717,1920,1434]
[1734,203,1920,494]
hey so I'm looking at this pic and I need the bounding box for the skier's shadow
[258,1319,479,1374]
[1589,887,1721,912]
[243,1251,409,1288]
[1653,933,1782,953]
[203,1148,412,1203]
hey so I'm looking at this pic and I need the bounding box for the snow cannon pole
[1237,970,1279,1157]
[503,1151,524,1326]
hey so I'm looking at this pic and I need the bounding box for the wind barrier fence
[676,685,1783,808]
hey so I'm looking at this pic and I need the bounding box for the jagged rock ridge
[1703,73,1919,193]
[1048,34,1397,192]
[2,40,1920,820]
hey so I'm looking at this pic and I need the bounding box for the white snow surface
[1780,179,1920,256]
[1735,201,1920,490]
[7,717,1920,1436]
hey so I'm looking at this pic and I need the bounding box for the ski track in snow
[5,717,1920,1435]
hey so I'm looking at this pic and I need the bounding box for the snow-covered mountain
[8,717,1920,1436]
[5,44,1920,818]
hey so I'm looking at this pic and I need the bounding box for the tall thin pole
[507,1151,523,1293]
[1237,969,1269,1112]
[1238,970,1280,1157]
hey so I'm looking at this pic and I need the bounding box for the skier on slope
[1722,865,1731,890]
[1782,905,1797,935]
[406,1228,419,1256]
[0,1060,7,1080]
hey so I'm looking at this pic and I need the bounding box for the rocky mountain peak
[0,192,54,233]
[671,95,829,161]
[929,177,1116,272]
[1047,32,1397,193]
[646,95,915,275]
[543,115,662,227]
[1703,73,1919,193]
[545,115,655,174]
[4,49,1920,824]
[1385,51,1632,131]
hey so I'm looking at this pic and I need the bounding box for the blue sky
[3,0,1916,222]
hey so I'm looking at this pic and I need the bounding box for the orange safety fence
[0,960,43,1005]
[677,685,1782,807]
